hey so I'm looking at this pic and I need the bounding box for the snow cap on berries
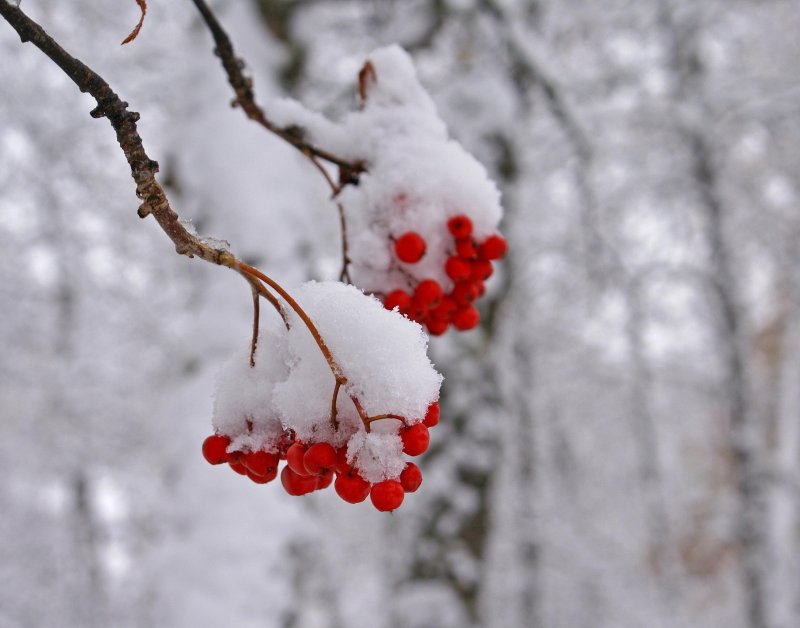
[273,281,442,442]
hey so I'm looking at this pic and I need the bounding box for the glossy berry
[431,296,457,320]
[384,290,412,314]
[202,434,231,465]
[395,232,426,263]
[303,443,338,476]
[281,466,318,496]
[370,480,405,512]
[229,460,248,475]
[445,256,471,282]
[413,280,443,309]
[447,215,473,239]
[247,467,278,484]
[335,471,371,504]
[470,260,493,281]
[452,305,480,331]
[423,402,440,427]
[315,470,334,490]
[451,281,480,306]
[400,423,430,457]
[426,318,448,336]
[334,447,351,475]
[286,443,311,476]
[400,463,423,493]
[479,234,507,260]
[242,450,279,477]
[456,239,478,260]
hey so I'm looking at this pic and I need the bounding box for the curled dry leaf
[121,0,146,46]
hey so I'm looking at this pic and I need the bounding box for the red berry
[445,256,471,281]
[202,434,231,465]
[431,296,457,320]
[335,471,371,503]
[456,239,478,260]
[470,260,493,281]
[281,466,318,496]
[303,443,337,476]
[451,281,480,306]
[479,234,507,260]
[247,467,278,484]
[334,447,351,475]
[395,232,426,263]
[400,423,430,457]
[426,318,449,336]
[413,280,443,309]
[384,290,412,314]
[447,215,473,239]
[370,480,405,512]
[315,470,334,490]
[286,443,311,476]
[400,463,423,493]
[242,450,279,477]
[453,305,480,331]
[423,402,440,427]
[229,460,248,475]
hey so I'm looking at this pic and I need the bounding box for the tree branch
[190,0,363,180]
[0,0,234,268]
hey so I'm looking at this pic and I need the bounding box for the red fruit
[445,256,471,282]
[470,260,493,281]
[335,472,371,503]
[426,318,449,336]
[247,467,278,484]
[286,443,311,476]
[447,215,473,239]
[281,466,318,496]
[479,234,507,260]
[334,447,351,475]
[303,443,337,476]
[413,280,443,309]
[423,402,440,427]
[408,305,427,323]
[202,434,231,465]
[395,232,426,263]
[371,480,405,512]
[315,470,334,490]
[400,463,423,493]
[242,450,279,477]
[451,281,480,306]
[456,239,478,260]
[453,305,480,331]
[400,423,430,457]
[384,290,412,314]
[229,460,247,475]
[431,296,457,320]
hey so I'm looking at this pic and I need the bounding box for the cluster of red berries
[385,215,507,335]
[202,402,441,511]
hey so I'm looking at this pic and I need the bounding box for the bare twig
[189,0,359,282]
[189,0,362,176]
[249,284,260,368]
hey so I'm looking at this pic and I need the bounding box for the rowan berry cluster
[202,402,440,511]
[385,214,507,335]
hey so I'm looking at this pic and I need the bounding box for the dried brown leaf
[121,0,146,46]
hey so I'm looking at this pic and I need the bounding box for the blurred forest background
[1,1,800,627]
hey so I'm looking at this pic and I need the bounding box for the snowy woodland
[1,0,800,627]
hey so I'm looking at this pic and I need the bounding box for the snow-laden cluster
[207,281,442,508]
[268,46,507,336]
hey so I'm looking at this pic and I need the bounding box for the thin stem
[190,0,362,175]
[249,284,260,368]
[330,379,342,430]
[237,261,343,379]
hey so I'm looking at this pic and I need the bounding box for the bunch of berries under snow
[203,281,443,512]
[269,45,507,336]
